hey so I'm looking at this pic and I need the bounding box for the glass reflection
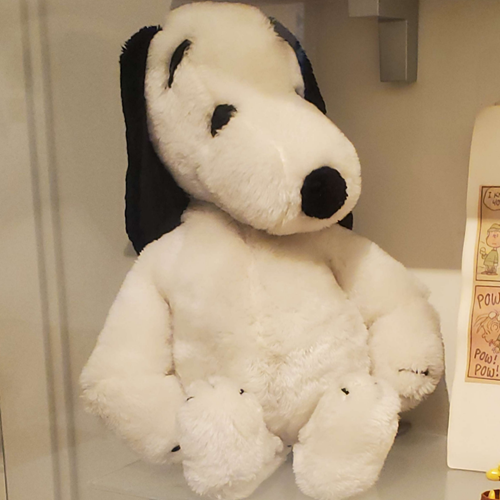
[0,408,6,500]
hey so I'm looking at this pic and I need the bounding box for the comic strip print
[467,186,500,383]
[467,286,500,381]
[476,187,500,281]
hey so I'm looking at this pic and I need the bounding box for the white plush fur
[293,374,400,500]
[81,3,444,500]
[178,376,286,499]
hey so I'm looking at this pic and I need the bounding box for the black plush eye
[341,388,349,395]
[168,39,191,88]
[211,104,236,137]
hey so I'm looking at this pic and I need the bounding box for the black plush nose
[301,167,347,219]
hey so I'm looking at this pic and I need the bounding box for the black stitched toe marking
[341,388,349,395]
[239,389,245,395]
[399,368,430,376]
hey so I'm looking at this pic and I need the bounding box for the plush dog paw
[177,376,285,500]
[368,298,444,411]
[393,367,442,411]
[293,374,400,500]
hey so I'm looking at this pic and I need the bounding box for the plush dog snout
[301,167,347,220]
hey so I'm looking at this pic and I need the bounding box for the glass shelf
[90,430,493,500]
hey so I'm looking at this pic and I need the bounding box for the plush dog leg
[178,377,286,500]
[293,374,400,500]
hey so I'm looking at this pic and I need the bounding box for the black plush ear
[270,18,326,114]
[338,212,353,230]
[121,26,189,254]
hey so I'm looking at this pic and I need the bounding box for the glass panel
[0,407,6,500]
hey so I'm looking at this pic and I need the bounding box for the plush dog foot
[293,374,400,500]
[177,376,285,500]
[369,298,444,411]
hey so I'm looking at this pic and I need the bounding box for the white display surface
[90,430,493,500]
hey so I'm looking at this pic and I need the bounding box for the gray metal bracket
[348,0,419,83]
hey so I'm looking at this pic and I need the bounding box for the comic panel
[476,186,500,282]
[467,285,500,383]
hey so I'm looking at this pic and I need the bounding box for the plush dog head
[121,2,361,253]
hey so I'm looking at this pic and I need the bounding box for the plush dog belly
[161,206,370,441]
[245,342,369,444]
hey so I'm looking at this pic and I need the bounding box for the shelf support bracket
[348,0,419,83]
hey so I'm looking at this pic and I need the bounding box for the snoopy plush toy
[81,3,444,499]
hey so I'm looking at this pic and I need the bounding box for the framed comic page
[449,106,500,471]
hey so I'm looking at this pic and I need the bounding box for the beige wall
[306,0,500,271]
[1,1,59,499]
[304,0,500,433]
[5,0,500,497]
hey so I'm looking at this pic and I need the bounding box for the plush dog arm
[320,225,444,410]
[80,246,184,463]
